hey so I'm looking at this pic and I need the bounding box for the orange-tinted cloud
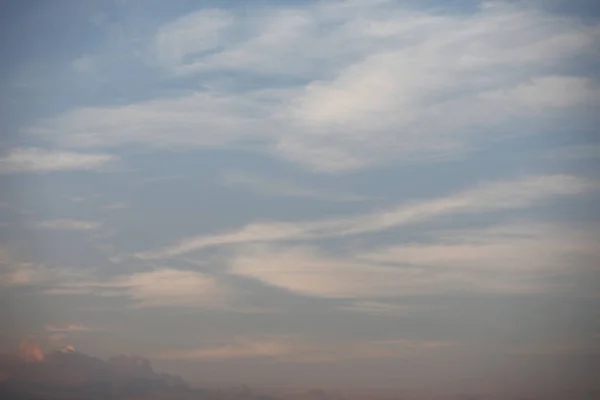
[18,338,44,363]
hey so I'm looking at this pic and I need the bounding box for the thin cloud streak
[229,244,546,299]
[138,174,597,259]
[222,170,368,201]
[44,269,231,309]
[34,219,103,231]
[44,324,99,333]
[227,220,599,299]
[360,223,600,272]
[0,148,115,174]
[152,336,457,363]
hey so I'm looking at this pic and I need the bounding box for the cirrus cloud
[27,1,600,172]
[137,174,598,259]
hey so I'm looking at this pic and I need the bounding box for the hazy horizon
[1,0,599,399]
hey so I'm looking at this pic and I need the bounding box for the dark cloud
[0,341,281,400]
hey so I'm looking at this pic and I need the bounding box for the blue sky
[1,0,599,395]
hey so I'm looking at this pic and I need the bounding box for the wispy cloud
[229,244,542,299]
[1,242,232,309]
[341,301,411,316]
[120,269,229,308]
[152,336,456,363]
[359,222,599,272]
[46,269,230,309]
[44,323,98,333]
[35,219,103,231]
[0,262,44,287]
[0,148,115,174]
[153,337,292,361]
[140,175,186,185]
[222,170,367,201]
[0,247,85,287]
[72,55,95,73]
[138,174,597,259]
[155,9,234,71]
[1,246,43,286]
[28,2,600,172]
[102,202,128,210]
[227,220,599,300]
[543,144,600,161]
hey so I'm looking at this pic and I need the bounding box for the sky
[0,0,599,397]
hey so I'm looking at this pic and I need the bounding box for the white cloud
[35,219,103,231]
[27,2,600,172]
[227,220,599,300]
[229,244,548,299]
[0,148,115,174]
[360,222,599,272]
[0,242,230,308]
[222,170,367,201]
[28,92,269,149]
[138,174,597,259]
[122,269,228,308]
[0,245,228,308]
[137,221,310,260]
[48,269,230,309]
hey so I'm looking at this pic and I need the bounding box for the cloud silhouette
[0,341,287,399]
